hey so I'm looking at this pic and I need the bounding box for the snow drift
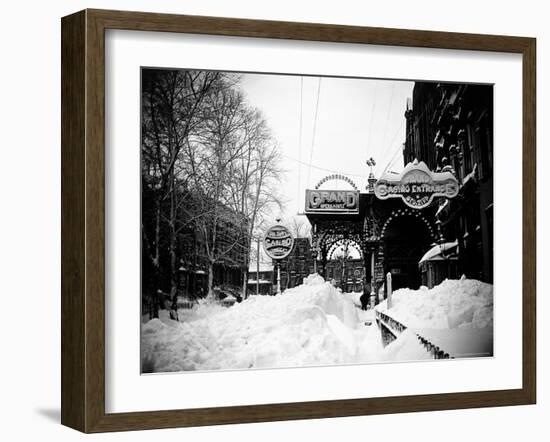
[141,275,493,373]
[141,274,382,372]
[375,276,493,330]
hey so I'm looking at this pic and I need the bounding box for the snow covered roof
[378,159,456,184]
[419,241,458,265]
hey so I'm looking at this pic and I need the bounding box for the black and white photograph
[140,68,494,374]
[1,0,544,438]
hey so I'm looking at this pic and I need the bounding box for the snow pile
[176,301,226,322]
[343,291,364,308]
[381,329,432,362]
[142,275,374,373]
[376,277,493,329]
[141,275,492,372]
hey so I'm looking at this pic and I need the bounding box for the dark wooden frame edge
[61,8,536,433]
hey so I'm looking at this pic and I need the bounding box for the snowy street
[141,274,493,373]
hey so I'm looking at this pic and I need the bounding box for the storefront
[418,241,459,288]
[305,162,457,300]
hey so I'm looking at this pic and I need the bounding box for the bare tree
[141,69,225,310]
[141,69,283,309]
[186,86,283,297]
[285,215,312,239]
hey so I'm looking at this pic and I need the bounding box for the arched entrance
[325,238,364,292]
[305,172,441,300]
[316,231,364,282]
[381,210,435,291]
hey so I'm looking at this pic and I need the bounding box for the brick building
[278,237,315,290]
[404,82,493,286]
[247,263,274,296]
[324,258,365,292]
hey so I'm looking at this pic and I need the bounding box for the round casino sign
[263,224,295,260]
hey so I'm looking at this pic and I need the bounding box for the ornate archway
[305,173,440,298]
[380,209,436,290]
[313,222,365,283]
[321,236,364,292]
[327,237,363,260]
[315,174,359,191]
[380,207,437,242]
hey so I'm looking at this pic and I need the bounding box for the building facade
[247,263,274,296]
[138,190,251,300]
[301,81,493,300]
[278,237,315,290]
[307,193,438,296]
[324,258,365,292]
[176,202,249,299]
[404,82,494,285]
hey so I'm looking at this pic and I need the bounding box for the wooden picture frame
[61,8,536,433]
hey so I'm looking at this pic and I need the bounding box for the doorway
[382,214,432,291]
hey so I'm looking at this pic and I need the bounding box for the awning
[419,241,458,266]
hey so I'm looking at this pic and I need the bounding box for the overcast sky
[238,73,414,264]
[240,73,414,222]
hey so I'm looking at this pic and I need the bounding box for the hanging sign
[304,189,359,214]
[374,160,459,209]
[263,224,295,260]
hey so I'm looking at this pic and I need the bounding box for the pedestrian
[360,281,371,310]
[360,292,370,310]
[169,292,179,321]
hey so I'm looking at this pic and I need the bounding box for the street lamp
[366,157,377,192]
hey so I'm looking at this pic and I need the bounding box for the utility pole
[386,272,393,309]
[256,237,260,296]
[276,262,281,295]
[371,251,376,301]
[313,247,317,274]
[312,223,317,274]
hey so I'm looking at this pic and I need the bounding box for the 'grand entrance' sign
[374,161,459,209]
[305,189,360,214]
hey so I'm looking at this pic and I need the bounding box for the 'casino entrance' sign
[263,224,295,260]
[374,160,459,209]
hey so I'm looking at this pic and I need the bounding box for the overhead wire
[306,77,322,187]
[364,82,379,180]
[376,95,434,176]
[295,80,426,185]
[282,154,366,178]
[297,76,303,212]
[375,87,426,176]
[376,118,407,175]
[381,83,396,150]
